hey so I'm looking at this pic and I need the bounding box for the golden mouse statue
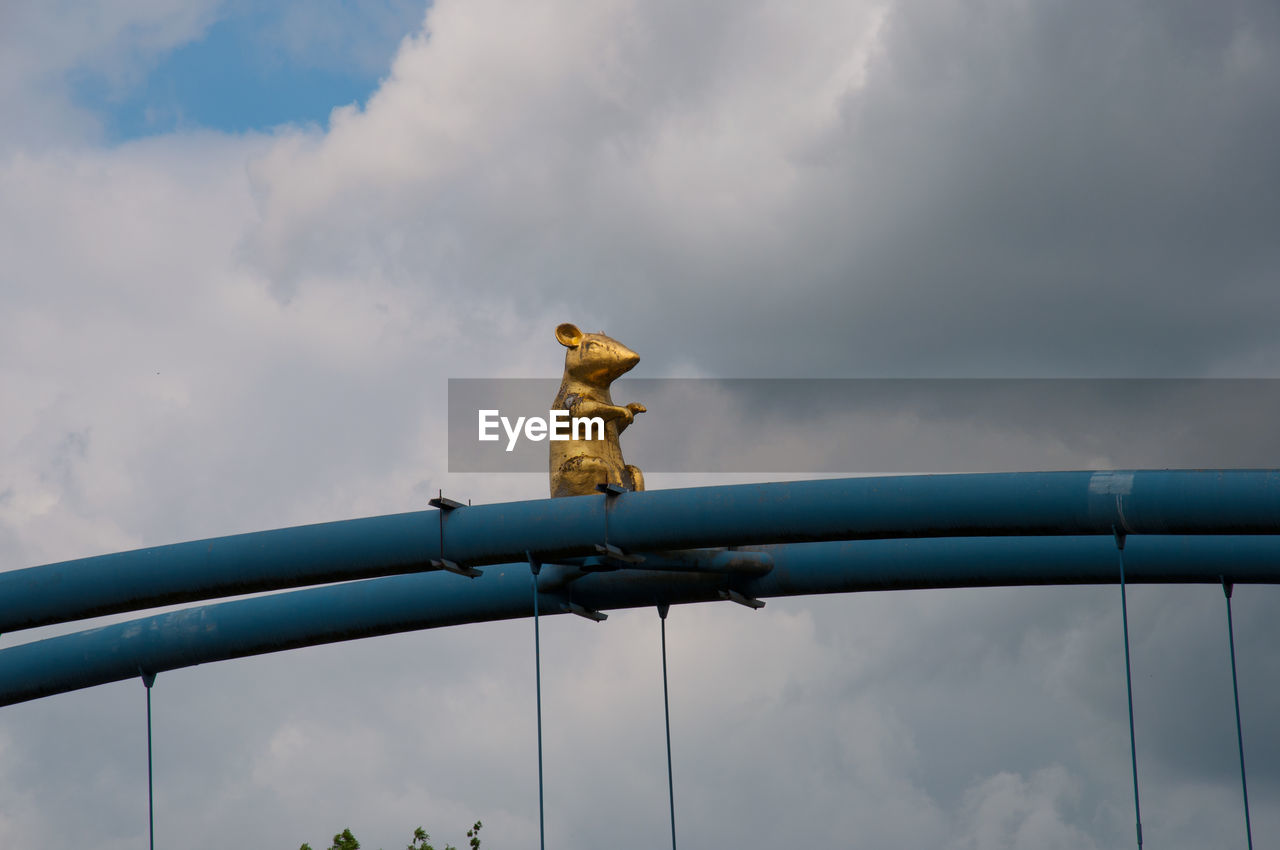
[549,323,646,497]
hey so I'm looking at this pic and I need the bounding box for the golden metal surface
[549,323,646,497]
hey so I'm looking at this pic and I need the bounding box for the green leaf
[328,827,360,850]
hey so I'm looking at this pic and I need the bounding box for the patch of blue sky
[71,3,424,142]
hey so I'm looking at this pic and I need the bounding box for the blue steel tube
[4,470,1280,634]
[2,534,1280,707]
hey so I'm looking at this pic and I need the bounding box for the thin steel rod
[531,563,545,850]
[1222,579,1253,849]
[1115,531,1143,848]
[658,604,676,850]
[141,671,156,850]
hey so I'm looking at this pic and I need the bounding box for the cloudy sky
[2,0,1279,847]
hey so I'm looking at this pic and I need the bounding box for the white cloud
[948,767,1101,850]
[0,0,223,149]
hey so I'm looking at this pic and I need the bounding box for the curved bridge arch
[3,469,1280,706]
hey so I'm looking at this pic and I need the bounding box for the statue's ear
[555,323,583,348]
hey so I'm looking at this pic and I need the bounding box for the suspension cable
[140,670,157,850]
[658,604,677,850]
[529,556,545,850]
[1114,529,1143,848]
[1221,578,1253,849]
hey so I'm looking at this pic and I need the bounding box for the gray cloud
[242,0,1280,377]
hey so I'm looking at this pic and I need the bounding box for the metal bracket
[575,556,620,574]
[561,601,608,622]
[594,482,633,569]
[718,589,765,610]
[430,491,479,577]
[596,482,628,496]
[594,542,645,565]
[431,559,483,579]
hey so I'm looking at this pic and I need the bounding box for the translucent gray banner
[447,378,1280,473]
